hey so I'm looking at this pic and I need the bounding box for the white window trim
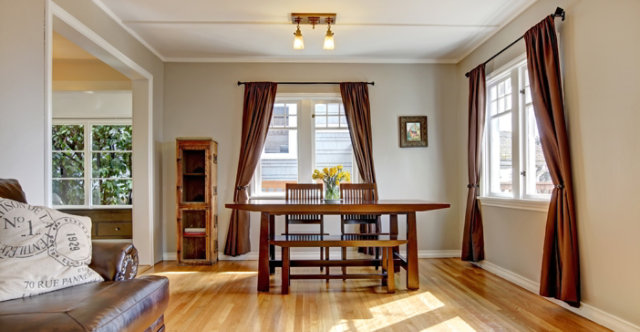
[52,118,133,209]
[481,54,551,209]
[250,94,358,199]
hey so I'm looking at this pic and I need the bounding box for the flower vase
[324,182,340,203]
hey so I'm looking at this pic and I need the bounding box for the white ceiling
[96,0,536,63]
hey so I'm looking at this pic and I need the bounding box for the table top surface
[225,199,450,214]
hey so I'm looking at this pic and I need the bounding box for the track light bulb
[323,24,335,50]
[293,24,304,50]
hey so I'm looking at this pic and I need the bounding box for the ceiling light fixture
[293,17,304,50]
[291,13,337,50]
[323,18,335,50]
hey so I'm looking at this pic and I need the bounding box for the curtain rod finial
[554,7,565,21]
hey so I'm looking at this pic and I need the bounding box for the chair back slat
[285,183,323,227]
[340,183,379,224]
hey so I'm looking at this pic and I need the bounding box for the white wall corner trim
[475,261,640,332]
[91,0,166,62]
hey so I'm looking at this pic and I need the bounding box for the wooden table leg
[406,212,419,290]
[269,214,275,275]
[381,245,387,286]
[258,212,270,292]
[282,247,290,294]
[387,247,395,293]
[390,214,400,273]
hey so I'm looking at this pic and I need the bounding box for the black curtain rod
[237,81,375,86]
[464,7,565,78]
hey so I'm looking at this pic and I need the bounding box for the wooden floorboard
[142,258,609,332]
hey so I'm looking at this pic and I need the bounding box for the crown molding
[92,0,166,62]
[454,0,538,64]
[164,56,458,64]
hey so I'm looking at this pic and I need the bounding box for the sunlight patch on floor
[218,271,258,275]
[329,291,445,332]
[152,271,200,275]
[421,316,476,332]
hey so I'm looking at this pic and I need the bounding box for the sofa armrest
[90,241,139,281]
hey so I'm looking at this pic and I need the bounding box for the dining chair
[339,183,383,277]
[284,183,329,275]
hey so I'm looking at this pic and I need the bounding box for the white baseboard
[163,249,461,262]
[475,261,640,332]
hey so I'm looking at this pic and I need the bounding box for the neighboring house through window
[253,95,356,196]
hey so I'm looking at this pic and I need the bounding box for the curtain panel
[340,82,378,254]
[525,16,580,307]
[461,64,486,262]
[224,82,278,256]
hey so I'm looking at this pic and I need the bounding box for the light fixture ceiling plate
[291,13,337,25]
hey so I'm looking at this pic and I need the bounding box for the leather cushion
[0,276,169,332]
[0,179,27,203]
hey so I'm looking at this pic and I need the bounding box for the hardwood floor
[142,258,608,332]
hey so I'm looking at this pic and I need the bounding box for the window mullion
[298,99,312,182]
[85,123,92,206]
[510,69,521,199]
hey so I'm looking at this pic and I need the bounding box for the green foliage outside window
[52,124,132,206]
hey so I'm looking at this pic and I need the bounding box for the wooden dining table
[226,199,450,292]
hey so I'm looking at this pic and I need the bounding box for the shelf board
[183,233,207,238]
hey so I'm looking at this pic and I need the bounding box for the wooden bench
[270,234,407,294]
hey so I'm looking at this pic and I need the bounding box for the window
[52,121,132,207]
[484,59,551,200]
[253,95,356,196]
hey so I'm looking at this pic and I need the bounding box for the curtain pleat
[461,65,486,262]
[525,16,580,307]
[224,82,278,256]
[340,83,378,254]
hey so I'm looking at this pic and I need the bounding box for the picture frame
[399,116,428,147]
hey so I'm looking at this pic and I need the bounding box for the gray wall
[163,62,461,259]
[456,0,640,326]
[0,0,48,205]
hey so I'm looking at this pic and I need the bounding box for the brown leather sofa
[0,179,170,331]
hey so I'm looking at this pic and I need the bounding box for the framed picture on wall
[399,116,428,147]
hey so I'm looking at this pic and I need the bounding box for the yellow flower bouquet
[312,165,351,202]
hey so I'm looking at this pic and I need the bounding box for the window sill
[478,197,549,212]
[249,195,285,200]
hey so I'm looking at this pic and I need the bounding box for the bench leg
[325,247,330,281]
[269,215,275,274]
[381,246,387,287]
[386,247,395,293]
[282,247,290,294]
[341,247,347,281]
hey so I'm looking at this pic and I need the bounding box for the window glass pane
[327,115,340,128]
[52,179,84,205]
[315,104,326,115]
[52,125,84,151]
[52,152,84,178]
[527,107,552,195]
[314,129,354,181]
[328,103,340,115]
[92,125,132,151]
[92,179,132,205]
[490,101,497,116]
[263,129,295,154]
[259,126,298,193]
[315,114,327,127]
[92,152,132,178]
[490,86,497,101]
[339,115,348,127]
[490,113,512,194]
[498,81,505,96]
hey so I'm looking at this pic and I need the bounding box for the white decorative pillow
[0,198,103,302]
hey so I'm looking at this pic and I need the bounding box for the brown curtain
[224,82,278,256]
[525,16,580,307]
[461,65,486,262]
[340,82,377,186]
[340,82,377,254]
